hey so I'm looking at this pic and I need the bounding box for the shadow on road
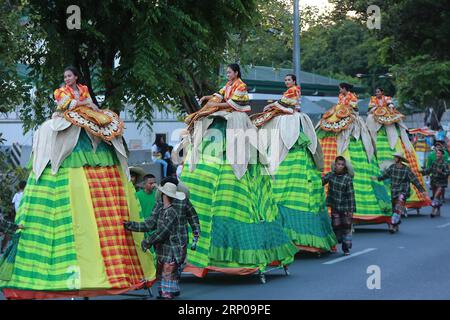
[181,272,288,286]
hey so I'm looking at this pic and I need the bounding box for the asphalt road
[1,204,450,300]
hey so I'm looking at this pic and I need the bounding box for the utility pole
[293,0,301,81]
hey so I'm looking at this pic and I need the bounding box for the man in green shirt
[426,141,449,168]
[136,174,157,221]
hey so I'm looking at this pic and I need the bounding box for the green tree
[329,0,450,117]
[0,133,30,214]
[228,2,393,96]
[0,1,34,115]
[225,0,294,68]
[1,0,257,133]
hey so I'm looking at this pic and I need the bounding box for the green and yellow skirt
[0,129,155,299]
[272,133,337,252]
[181,118,298,277]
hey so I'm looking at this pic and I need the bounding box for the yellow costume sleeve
[54,88,77,111]
[227,81,251,112]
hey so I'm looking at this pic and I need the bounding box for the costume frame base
[2,280,155,300]
[183,263,290,284]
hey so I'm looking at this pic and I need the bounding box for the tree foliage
[1,0,449,133]
[1,0,257,133]
[0,133,29,214]
[329,0,450,116]
[0,1,33,115]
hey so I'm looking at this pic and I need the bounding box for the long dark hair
[285,74,297,85]
[227,63,241,78]
[64,66,82,84]
[339,82,353,91]
[154,134,166,148]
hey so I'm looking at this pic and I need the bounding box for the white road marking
[436,222,450,229]
[323,248,377,265]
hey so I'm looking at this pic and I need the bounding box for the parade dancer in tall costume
[316,83,392,226]
[366,88,430,210]
[251,74,336,253]
[0,67,155,299]
[177,64,297,278]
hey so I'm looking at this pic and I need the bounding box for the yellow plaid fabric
[84,166,145,288]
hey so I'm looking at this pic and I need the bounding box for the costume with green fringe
[178,80,297,277]
[251,92,337,253]
[316,101,392,224]
[366,100,430,208]
[0,88,155,300]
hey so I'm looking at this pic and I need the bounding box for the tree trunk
[425,100,447,130]
[101,45,121,114]
[180,94,200,114]
[74,47,98,106]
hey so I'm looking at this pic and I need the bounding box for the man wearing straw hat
[123,181,199,299]
[322,156,356,256]
[155,177,200,241]
[372,152,426,233]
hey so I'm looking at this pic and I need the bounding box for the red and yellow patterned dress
[251,85,301,127]
[185,78,250,132]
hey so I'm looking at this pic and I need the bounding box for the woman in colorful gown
[177,64,297,279]
[316,83,392,225]
[366,88,430,210]
[250,74,337,253]
[0,67,155,299]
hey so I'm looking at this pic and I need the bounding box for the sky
[300,0,331,11]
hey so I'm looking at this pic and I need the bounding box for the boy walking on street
[322,156,356,256]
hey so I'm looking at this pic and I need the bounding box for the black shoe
[388,225,395,233]
[173,291,180,297]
